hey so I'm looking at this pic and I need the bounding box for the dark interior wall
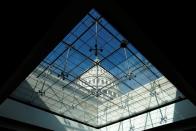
[93,1,196,104]
[0,0,92,104]
[1,0,195,104]
[114,1,196,88]
[0,0,196,130]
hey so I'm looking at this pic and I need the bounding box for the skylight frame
[10,9,186,129]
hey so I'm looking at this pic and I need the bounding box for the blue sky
[38,9,162,93]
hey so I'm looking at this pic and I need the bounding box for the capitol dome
[77,58,120,100]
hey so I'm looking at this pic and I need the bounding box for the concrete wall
[0,99,96,131]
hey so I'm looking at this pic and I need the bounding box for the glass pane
[10,9,195,129]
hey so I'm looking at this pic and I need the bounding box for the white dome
[77,65,120,99]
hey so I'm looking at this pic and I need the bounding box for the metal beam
[97,97,186,129]
[9,96,186,129]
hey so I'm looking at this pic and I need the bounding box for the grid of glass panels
[11,9,185,127]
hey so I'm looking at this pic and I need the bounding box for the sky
[37,9,162,94]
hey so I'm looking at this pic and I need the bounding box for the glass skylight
[10,9,188,129]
